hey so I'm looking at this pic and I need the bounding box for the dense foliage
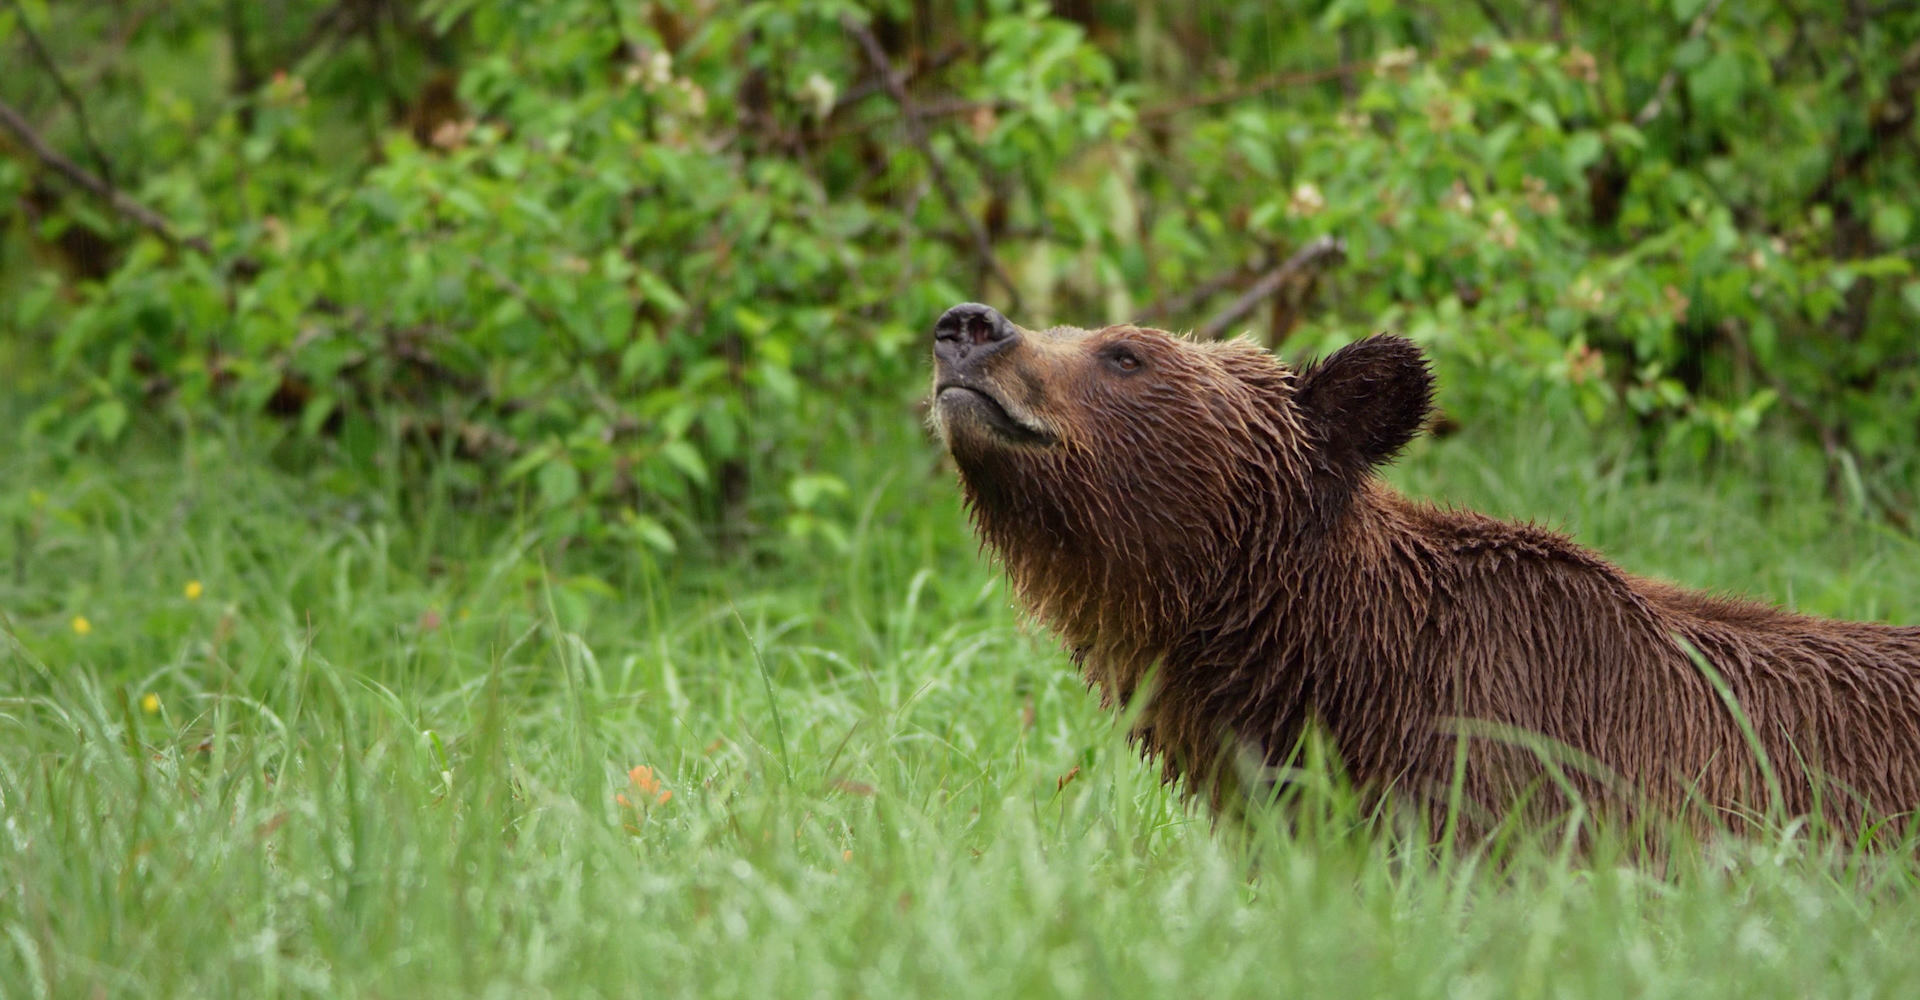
[5,0,1920,548]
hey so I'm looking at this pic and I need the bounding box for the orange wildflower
[628,765,671,804]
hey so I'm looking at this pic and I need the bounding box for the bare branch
[287,0,357,69]
[1195,236,1347,341]
[5,0,116,185]
[1139,64,1363,122]
[0,97,212,255]
[830,43,966,116]
[1634,0,1730,127]
[1133,264,1261,326]
[1468,0,1515,39]
[841,14,1022,314]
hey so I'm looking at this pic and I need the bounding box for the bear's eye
[1110,351,1141,372]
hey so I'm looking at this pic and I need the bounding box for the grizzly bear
[930,302,1920,838]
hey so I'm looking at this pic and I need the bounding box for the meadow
[8,1,1920,996]
[4,405,1920,1000]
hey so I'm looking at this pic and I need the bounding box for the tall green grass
[4,412,1920,998]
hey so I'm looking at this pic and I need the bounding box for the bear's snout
[933,303,1019,374]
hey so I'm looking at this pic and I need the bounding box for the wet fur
[936,323,1920,836]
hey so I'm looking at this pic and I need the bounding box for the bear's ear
[1292,335,1435,476]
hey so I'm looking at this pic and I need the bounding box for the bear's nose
[933,303,1018,370]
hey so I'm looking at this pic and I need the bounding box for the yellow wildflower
[141,693,160,714]
[71,616,92,636]
[185,580,204,600]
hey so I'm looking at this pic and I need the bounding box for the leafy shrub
[4,0,1918,543]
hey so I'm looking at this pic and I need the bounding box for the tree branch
[0,97,212,255]
[1634,0,1730,127]
[1468,0,1515,39]
[1195,236,1346,341]
[842,14,1022,314]
[1139,64,1365,122]
[830,43,966,117]
[5,0,116,185]
[1133,263,1262,326]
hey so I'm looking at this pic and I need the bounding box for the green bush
[5,1,1919,544]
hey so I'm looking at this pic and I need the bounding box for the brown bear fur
[929,303,1920,837]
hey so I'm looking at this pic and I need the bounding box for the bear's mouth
[936,384,1057,446]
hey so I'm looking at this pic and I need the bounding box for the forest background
[6,0,1920,544]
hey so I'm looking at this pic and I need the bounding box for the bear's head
[930,303,1434,651]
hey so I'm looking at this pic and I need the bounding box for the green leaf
[636,270,688,315]
[756,360,799,405]
[1563,132,1605,176]
[733,306,771,336]
[92,399,128,442]
[300,394,339,438]
[660,440,707,486]
[1849,256,1911,280]
[624,512,678,554]
[504,443,559,483]
[1872,203,1913,247]
[787,473,849,510]
[537,459,581,507]
[445,189,490,220]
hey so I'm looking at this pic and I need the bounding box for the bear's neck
[1065,479,1439,789]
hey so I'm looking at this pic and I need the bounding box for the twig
[1634,0,1730,126]
[1810,38,1920,207]
[287,0,357,70]
[72,0,163,91]
[1718,317,1863,514]
[1195,236,1346,340]
[830,42,966,116]
[842,14,1022,313]
[469,255,562,329]
[0,97,212,255]
[225,0,264,132]
[1719,320,1834,452]
[6,0,116,186]
[1134,263,1262,325]
[1468,0,1514,38]
[1139,64,1363,122]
